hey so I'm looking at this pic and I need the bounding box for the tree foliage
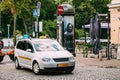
[0,0,111,39]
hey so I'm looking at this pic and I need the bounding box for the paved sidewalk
[75,53,120,68]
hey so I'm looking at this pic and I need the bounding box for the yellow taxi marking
[18,56,32,61]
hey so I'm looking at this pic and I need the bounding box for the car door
[23,41,34,67]
[16,41,26,65]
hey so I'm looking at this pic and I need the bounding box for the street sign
[33,9,39,17]
[37,2,41,9]
[39,22,43,32]
[57,5,64,15]
[35,21,43,32]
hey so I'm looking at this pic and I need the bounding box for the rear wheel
[33,62,40,75]
[9,54,14,61]
[15,58,21,69]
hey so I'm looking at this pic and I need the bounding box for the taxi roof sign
[23,34,29,39]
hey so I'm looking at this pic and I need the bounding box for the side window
[16,41,24,50]
[25,42,34,53]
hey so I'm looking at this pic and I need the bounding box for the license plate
[58,63,68,67]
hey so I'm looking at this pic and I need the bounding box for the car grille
[53,58,69,62]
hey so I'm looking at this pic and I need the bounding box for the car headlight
[69,57,74,61]
[42,58,53,62]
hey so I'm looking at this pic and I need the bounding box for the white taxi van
[14,37,75,74]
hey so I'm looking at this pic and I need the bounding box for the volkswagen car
[14,38,75,74]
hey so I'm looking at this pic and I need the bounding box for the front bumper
[40,61,75,73]
[44,66,75,73]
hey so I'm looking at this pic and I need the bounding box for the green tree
[42,19,57,38]
[0,0,112,40]
[90,0,112,13]
[74,0,96,29]
[75,28,89,39]
[73,0,111,39]
[54,0,73,5]
[1,0,17,38]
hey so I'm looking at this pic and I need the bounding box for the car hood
[36,50,73,58]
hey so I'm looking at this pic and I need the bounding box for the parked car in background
[75,37,91,43]
[2,38,14,48]
[0,38,14,62]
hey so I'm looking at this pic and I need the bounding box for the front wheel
[15,58,21,69]
[33,62,41,75]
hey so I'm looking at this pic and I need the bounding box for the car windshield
[33,40,64,52]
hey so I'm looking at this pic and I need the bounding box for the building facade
[108,0,120,44]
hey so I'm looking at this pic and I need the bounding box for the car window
[25,42,34,53]
[16,41,24,50]
[33,41,64,52]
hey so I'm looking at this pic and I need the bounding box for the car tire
[9,54,14,61]
[0,56,4,62]
[15,58,21,69]
[33,62,40,75]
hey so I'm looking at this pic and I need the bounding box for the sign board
[23,34,29,39]
[39,22,43,32]
[63,16,75,53]
[57,5,64,15]
[33,9,39,17]
[35,21,43,32]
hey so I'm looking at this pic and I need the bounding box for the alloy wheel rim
[15,60,18,67]
[33,63,39,73]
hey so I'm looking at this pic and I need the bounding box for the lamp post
[36,1,41,38]
[7,24,10,39]
[107,13,110,60]
[7,24,10,48]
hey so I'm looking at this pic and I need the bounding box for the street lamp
[36,1,41,38]
[7,24,10,48]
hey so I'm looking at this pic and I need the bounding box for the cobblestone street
[0,54,120,80]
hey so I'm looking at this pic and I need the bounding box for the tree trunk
[22,16,28,34]
[13,13,17,45]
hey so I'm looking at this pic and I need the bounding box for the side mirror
[26,49,32,52]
